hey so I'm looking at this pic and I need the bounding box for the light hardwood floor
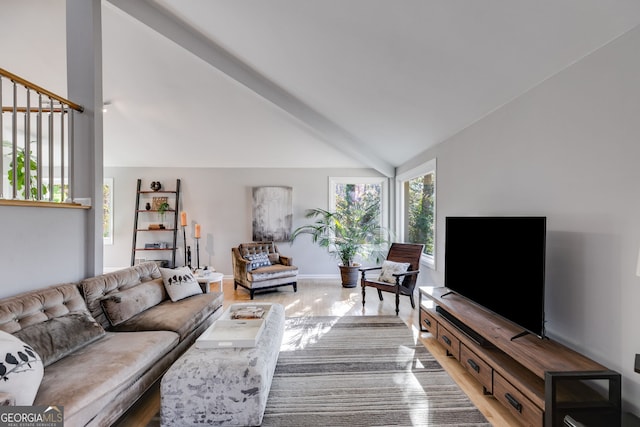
[115,278,522,427]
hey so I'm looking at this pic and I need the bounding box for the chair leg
[377,289,384,301]
[395,293,400,315]
[250,289,254,300]
[361,286,366,307]
[409,294,415,309]
[293,282,297,292]
[233,281,238,290]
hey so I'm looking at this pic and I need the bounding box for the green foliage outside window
[406,173,434,256]
[292,183,389,266]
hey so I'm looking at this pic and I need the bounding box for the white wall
[103,167,397,279]
[399,26,640,415]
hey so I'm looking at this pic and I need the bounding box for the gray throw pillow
[13,311,106,367]
[244,253,272,271]
[100,279,167,326]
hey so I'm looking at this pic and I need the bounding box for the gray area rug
[148,315,490,426]
[260,315,490,426]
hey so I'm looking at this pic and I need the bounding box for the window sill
[421,254,435,270]
[0,199,90,209]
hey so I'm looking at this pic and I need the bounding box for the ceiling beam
[106,0,395,177]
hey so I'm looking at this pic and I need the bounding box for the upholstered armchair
[231,241,298,299]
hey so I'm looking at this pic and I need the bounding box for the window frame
[395,158,436,269]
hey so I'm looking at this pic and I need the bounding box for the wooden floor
[115,278,522,427]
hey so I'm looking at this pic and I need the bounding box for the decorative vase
[339,264,360,288]
[145,202,151,210]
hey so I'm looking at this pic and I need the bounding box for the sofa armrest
[279,255,293,266]
[0,392,15,406]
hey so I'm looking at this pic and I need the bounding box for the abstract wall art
[252,186,293,242]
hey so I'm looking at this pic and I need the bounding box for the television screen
[444,216,547,338]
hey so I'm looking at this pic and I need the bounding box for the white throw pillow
[0,330,44,405]
[378,260,411,284]
[160,267,203,302]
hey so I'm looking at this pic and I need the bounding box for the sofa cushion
[239,242,276,257]
[0,330,44,405]
[112,292,224,341]
[13,311,105,367]
[100,279,167,326]
[160,267,203,302]
[0,283,91,334]
[247,264,298,282]
[244,252,272,271]
[81,262,163,330]
[378,260,411,284]
[33,330,178,426]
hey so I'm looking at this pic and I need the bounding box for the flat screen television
[444,216,547,338]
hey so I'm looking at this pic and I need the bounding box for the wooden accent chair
[360,243,425,315]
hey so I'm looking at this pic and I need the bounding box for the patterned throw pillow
[0,330,44,405]
[378,260,411,284]
[160,267,203,302]
[244,253,272,271]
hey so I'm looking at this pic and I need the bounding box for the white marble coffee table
[160,303,285,427]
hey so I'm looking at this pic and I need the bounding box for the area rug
[148,315,490,426]
[260,315,490,426]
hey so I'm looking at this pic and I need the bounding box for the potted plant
[3,142,48,200]
[291,198,390,287]
[157,201,170,228]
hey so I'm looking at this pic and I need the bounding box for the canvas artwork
[252,186,293,242]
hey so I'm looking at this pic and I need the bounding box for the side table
[196,272,224,293]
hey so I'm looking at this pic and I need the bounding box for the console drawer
[460,343,493,393]
[494,371,543,427]
[419,308,437,334]
[437,324,460,360]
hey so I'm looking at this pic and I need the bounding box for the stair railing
[0,67,83,203]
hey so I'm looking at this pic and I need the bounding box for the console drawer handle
[467,358,480,373]
[505,393,522,413]
[442,335,451,346]
[423,318,431,327]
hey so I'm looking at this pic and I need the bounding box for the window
[397,159,436,268]
[329,177,388,229]
[103,178,113,245]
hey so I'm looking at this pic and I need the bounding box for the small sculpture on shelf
[150,181,162,191]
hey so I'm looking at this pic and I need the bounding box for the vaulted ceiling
[3,1,640,176]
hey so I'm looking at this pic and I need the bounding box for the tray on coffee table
[195,303,272,348]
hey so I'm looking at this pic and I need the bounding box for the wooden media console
[419,286,621,427]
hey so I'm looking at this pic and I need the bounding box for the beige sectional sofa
[0,261,224,427]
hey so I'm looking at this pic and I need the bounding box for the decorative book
[230,306,265,320]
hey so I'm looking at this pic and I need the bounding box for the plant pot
[339,264,360,288]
